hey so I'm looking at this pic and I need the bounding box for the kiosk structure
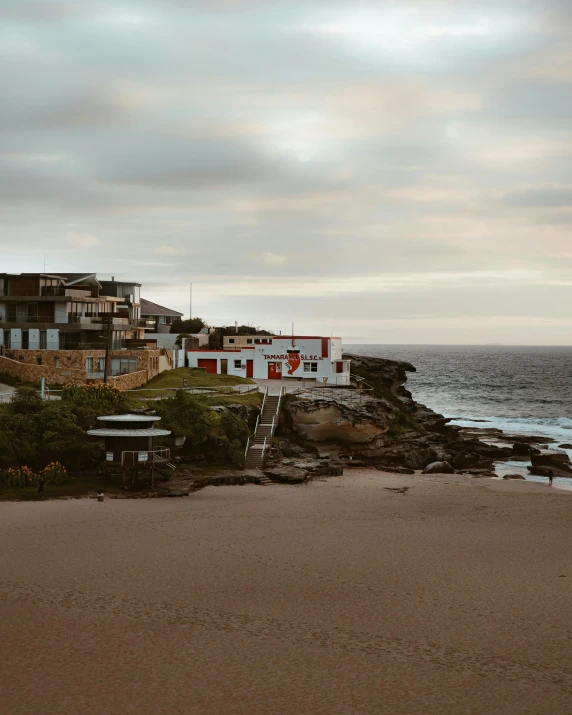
[88,414,171,487]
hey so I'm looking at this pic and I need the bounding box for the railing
[120,448,171,466]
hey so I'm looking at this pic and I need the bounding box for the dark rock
[503,474,526,480]
[531,452,572,473]
[559,444,572,449]
[422,461,455,474]
[512,443,541,455]
[376,465,415,475]
[263,466,309,483]
[528,465,571,478]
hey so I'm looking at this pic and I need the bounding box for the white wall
[188,338,351,384]
[29,329,40,350]
[47,329,59,349]
[10,329,22,349]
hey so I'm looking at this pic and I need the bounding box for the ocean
[346,345,572,485]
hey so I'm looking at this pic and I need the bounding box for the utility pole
[189,282,193,320]
[103,314,112,384]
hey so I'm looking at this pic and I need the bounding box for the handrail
[245,385,267,465]
[120,447,171,465]
[261,436,268,467]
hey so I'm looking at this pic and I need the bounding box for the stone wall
[108,370,150,390]
[0,355,46,382]
[0,349,160,387]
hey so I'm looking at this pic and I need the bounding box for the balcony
[67,313,130,326]
[134,319,157,329]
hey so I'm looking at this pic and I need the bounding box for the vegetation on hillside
[169,317,206,334]
[0,382,257,496]
[207,325,273,349]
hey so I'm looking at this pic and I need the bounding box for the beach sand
[2,469,572,714]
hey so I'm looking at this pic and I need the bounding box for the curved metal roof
[87,428,171,437]
[96,414,162,422]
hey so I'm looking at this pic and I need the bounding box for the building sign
[106,452,114,462]
[263,354,323,361]
[138,452,148,462]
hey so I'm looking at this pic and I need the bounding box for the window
[86,357,94,373]
[254,338,260,344]
[54,356,60,368]
[36,356,42,365]
[228,338,235,344]
[98,357,106,372]
[234,360,242,369]
[39,331,47,349]
[246,339,253,344]
[303,362,318,373]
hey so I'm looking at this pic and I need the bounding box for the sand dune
[2,470,572,714]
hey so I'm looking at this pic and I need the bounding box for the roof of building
[87,428,171,437]
[140,298,183,318]
[53,273,101,287]
[96,414,162,422]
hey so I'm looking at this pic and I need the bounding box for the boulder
[530,452,572,474]
[559,444,572,449]
[422,461,455,474]
[528,465,570,478]
[503,474,526,480]
[512,443,541,455]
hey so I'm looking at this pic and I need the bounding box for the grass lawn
[140,367,255,389]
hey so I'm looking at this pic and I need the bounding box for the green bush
[62,383,125,409]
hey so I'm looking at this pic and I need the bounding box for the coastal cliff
[273,353,512,474]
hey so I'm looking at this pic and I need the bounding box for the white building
[187,336,351,385]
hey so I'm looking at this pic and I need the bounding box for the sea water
[346,345,572,486]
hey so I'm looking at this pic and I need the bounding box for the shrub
[10,386,43,414]
[62,383,123,409]
[41,462,70,485]
[1,465,38,488]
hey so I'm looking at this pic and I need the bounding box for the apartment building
[0,272,160,387]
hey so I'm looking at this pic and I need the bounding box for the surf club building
[187,336,351,385]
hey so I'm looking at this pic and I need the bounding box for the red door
[268,362,282,379]
[336,361,344,373]
[246,360,254,378]
[198,359,218,374]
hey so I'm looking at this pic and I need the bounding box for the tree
[170,317,206,334]
[10,386,43,415]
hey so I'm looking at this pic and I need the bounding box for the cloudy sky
[1,0,571,344]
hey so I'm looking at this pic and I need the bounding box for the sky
[1,0,571,344]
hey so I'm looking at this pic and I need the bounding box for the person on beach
[37,475,45,499]
[548,470,553,487]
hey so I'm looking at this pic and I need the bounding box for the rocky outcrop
[278,354,514,472]
[503,474,526,480]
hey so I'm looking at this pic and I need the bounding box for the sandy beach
[2,469,572,714]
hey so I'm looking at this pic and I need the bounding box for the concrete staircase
[245,388,284,474]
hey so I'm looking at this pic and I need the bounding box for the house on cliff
[0,272,161,387]
[188,335,351,384]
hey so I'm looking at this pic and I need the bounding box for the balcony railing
[67,313,130,325]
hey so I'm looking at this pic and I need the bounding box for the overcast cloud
[1,0,571,343]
